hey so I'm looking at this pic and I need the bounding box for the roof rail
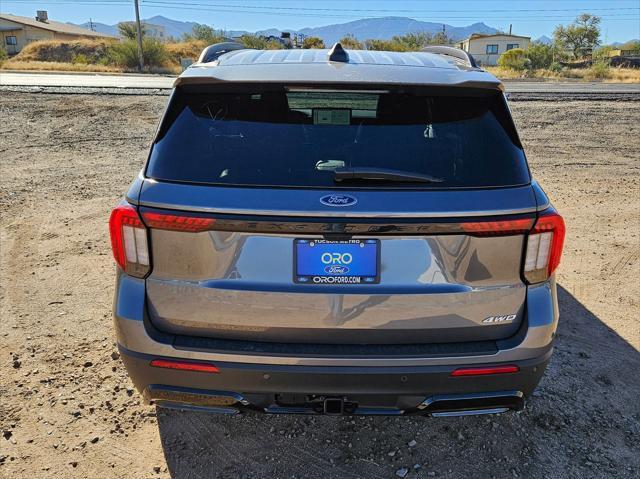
[198,42,246,63]
[421,46,479,69]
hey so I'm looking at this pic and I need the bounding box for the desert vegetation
[489,15,640,81]
[1,15,638,81]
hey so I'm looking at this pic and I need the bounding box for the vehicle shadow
[156,286,640,479]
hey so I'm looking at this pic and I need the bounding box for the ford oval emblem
[325,265,350,274]
[319,194,358,207]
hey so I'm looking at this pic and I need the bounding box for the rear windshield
[146,86,530,189]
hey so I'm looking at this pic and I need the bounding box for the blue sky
[3,0,639,42]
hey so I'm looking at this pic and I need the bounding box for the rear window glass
[146,86,530,189]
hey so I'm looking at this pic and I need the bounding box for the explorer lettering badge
[483,314,517,324]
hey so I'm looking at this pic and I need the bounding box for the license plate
[294,239,380,284]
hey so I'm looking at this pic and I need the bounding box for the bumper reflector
[150,359,219,373]
[450,365,519,377]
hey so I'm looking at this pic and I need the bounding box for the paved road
[1,71,640,93]
[0,71,174,89]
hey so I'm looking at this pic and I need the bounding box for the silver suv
[110,44,565,417]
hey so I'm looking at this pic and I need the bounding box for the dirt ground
[0,92,638,479]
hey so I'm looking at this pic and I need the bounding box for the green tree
[117,21,147,40]
[526,42,556,69]
[183,24,225,44]
[394,32,431,49]
[429,31,450,45]
[619,40,640,52]
[302,36,325,49]
[338,35,363,49]
[553,14,601,59]
[365,38,408,51]
[497,48,529,70]
[238,34,284,50]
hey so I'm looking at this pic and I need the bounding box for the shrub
[108,38,168,69]
[238,34,284,50]
[165,40,206,64]
[587,61,611,80]
[0,47,8,64]
[338,35,363,49]
[72,53,89,64]
[497,48,529,70]
[11,39,114,64]
[302,36,325,49]
[265,39,285,50]
[526,43,555,69]
[549,61,563,73]
[365,39,409,52]
[592,45,614,63]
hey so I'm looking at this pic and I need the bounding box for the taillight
[109,202,150,278]
[524,209,565,284]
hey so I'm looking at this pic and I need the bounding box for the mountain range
[76,15,501,42]
[75,15,634,46]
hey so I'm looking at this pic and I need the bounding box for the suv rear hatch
[135,84,537,345]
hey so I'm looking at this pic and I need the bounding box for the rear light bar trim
[138,206,537,236]
[142,211,216,232]
[150,359,220,373]
[460,217,534,236]
[450,365,520,377]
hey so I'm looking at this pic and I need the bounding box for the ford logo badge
[319,194,357,207]
[325,265,349,274]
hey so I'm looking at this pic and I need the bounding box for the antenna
[328,42,349,63]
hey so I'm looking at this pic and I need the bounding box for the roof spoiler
[422,46,479,69]
[198,42,246,63]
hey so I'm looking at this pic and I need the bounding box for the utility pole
[89,18,94,31]
[133,0,144,71]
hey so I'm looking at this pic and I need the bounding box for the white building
[457,33,531,66]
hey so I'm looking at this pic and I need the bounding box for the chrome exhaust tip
[418,390,524,417]
[144,385,249,414]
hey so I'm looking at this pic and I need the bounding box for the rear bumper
[113,271,559,414]
[120,344,549,414]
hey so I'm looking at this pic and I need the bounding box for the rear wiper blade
[333,167,444,183]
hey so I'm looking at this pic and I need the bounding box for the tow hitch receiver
[323,398,345,415]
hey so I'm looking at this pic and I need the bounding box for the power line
[3,0,638,24]
[4,0,640,15]
[139,4,640,14]
[138,3,640,21]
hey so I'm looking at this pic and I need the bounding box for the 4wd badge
[482,314,516,324]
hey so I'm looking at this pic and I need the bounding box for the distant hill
[76,21,118,36]
[77,15,200,39]
[611,39,639,47]
[72,15,498,42]
[143,15,198,38]
[535,35,553,45]
[297,17,497,44]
